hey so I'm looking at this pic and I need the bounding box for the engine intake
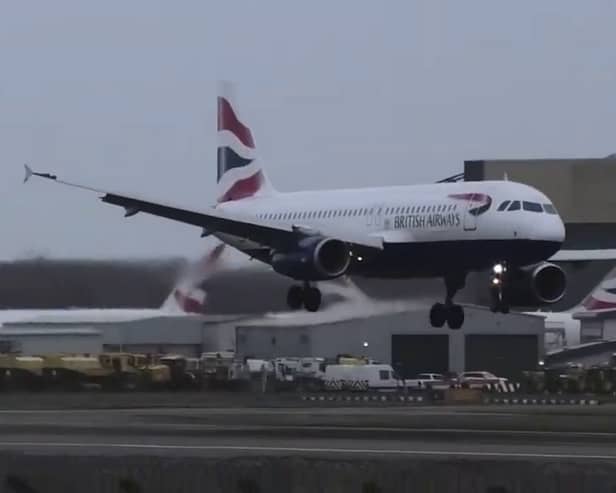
[271,237,351,281]
[507,262,567,306]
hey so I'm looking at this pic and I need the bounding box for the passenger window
[497,201,510,211]
[508,201,521,211]
[543,203,557,214]
[379,370,390,380]
[523,201,543,213]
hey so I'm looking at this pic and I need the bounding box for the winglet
[22,164,57,184]
[23,164,33,183]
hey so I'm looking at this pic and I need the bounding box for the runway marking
[0,441,615,460]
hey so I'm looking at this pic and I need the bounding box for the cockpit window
[522,201,543,212]
[497,200,511,211]
[508,200,521,211]
[543,203,557,214]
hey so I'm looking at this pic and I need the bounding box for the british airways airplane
[25,82,571,329]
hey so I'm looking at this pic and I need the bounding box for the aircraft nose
[544,214,566,244]
[524,212,565,244]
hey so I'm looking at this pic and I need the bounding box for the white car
[459,371,508,389]
[406,373,447,389]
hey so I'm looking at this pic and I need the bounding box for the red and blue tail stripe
[216,82,275,203]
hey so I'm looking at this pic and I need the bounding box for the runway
[0,404,615,461]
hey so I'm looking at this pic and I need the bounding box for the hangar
[0,314,243,357]
[231,304,544,378]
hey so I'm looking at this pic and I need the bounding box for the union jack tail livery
[216,81,275,203]
[161,242,226,314]
[578,267,616,312]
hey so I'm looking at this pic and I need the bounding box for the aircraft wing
[23,165,384,253]
[549,249,616,262]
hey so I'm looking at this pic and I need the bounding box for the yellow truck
[0,354,44,390]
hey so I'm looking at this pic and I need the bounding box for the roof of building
[235,300,539,328]
[0,309,244,327]
[0,327,101,337]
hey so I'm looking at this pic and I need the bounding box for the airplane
[526,266,616,350]
[25,81,587,330]
[0,243,225,326]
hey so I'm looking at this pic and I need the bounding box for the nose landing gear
[430,273,466,330]
[286,283,322,312]
[490,262,510,314]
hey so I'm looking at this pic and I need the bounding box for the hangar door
[391,335,449,379]
[465,335,538,379]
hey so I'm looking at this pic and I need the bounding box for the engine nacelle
[271,237,351,281]
[507,262,567,306]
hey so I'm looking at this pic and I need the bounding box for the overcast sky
[1,1,615,260]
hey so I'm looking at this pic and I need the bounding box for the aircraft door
[463,194,478,231]
[368,204,384,231]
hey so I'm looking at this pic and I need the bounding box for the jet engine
[507,262,567,306]
[271,237,351,281]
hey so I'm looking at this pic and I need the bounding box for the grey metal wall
[465,334,539,378]
[0,332,102,355]
[391,334,449,378]
[235,307,544,374]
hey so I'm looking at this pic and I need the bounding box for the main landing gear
[490,262,510,314]
[287,283,322,312]
[430,273,466,330]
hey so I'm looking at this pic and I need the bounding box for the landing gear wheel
[490,291,510,314]
[286,285,303,310]
[429,303,447,328]
[304,287,322,312]
[447,305,464,330]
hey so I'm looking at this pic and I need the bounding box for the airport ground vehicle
[522,360,616,394]
[200,351,249,389]
[405,373,449,389]
[42,352,171,390]
[458,371,508,389]
[159,354,202,389]
[0,354,44,390]
[323,364,402,391]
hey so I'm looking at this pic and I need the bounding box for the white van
[323,364,401,391]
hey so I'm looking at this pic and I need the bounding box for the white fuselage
[216,180,565,278]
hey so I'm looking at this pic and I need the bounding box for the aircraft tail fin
[161,243,226,314]
[576,266,616,312]
[216,81,276,203]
